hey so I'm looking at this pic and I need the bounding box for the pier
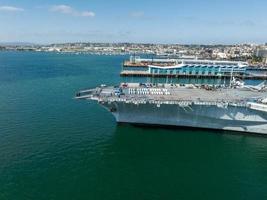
[121,56,267,80]
[120,70,267,80]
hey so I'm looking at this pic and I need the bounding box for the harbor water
[0,51,267,199]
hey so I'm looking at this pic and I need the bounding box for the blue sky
[0,0,267,44]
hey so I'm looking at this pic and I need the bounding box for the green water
[0,51,266,199]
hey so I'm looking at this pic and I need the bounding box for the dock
[121,56,267,80]
[120,70,267,80]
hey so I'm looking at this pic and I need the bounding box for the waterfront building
[148,60,248,77]
[256,48,267,64]
[124,56,248,77]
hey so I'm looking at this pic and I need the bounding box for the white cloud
[50,5,95,17]
[0,6,24,12]
[81,11,95,17]
[50,5,73,14]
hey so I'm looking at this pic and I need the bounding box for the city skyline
[0,0,267,44]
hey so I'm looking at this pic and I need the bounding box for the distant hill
[0,42,37,46]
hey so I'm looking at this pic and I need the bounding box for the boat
[76,81,267,134]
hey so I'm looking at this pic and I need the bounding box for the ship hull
[101,102,267,134]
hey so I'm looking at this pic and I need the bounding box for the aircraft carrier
[76,81,267,134]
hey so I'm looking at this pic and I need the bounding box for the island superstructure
[76,81,267,134]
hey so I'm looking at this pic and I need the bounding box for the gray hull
[102,102,267,134]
